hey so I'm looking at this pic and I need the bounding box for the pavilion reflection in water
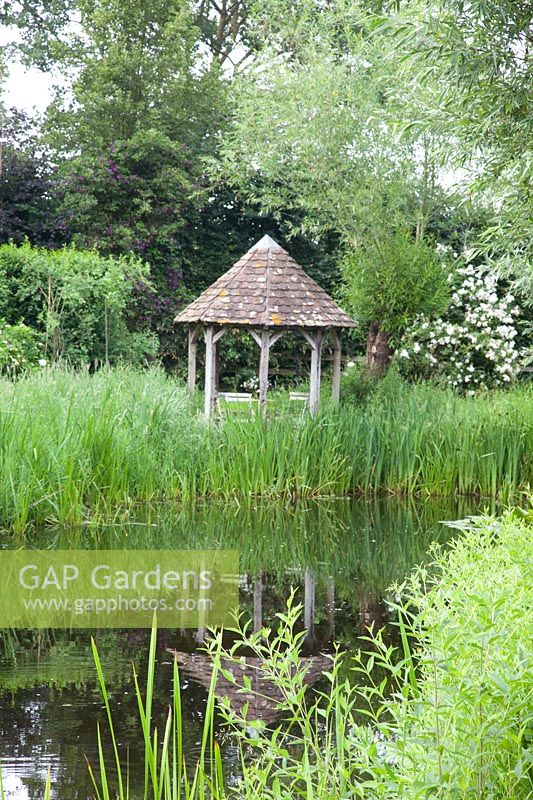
[173,652,332,727]
[169,566,387,726]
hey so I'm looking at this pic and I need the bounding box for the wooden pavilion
[174,235,356,418]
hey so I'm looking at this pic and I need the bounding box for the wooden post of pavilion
[258,329,270,414]
[214,338,220,396]
[203,326,225,419]
[250,329,285,414]
[331,329,341,404]
[187,325,198,394]
[203,325,215,418]
[303,330,324,416]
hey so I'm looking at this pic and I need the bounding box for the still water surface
[0,498,490,799]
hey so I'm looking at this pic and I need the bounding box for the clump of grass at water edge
[0,366,531,533]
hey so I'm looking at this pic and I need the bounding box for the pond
[0,497,493,799]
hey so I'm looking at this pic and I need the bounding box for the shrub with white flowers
[396,264,521,393]
[242,375,260,393]
[0,320,43,375]
[241,374,273,393]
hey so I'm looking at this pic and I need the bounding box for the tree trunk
[365,321,391,378]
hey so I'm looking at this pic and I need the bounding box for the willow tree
[381,0,532,302]
[219,2,449,374]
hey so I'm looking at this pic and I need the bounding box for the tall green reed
[0,366,531,532]
[87,622,225,800]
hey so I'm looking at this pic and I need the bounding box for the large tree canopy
[219,3,425,242]
[1,0,530,375]
[382,0,532,299]
[217,2,455,370]
[0,109,66,246]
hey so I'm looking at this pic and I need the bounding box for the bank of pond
[0,367,531,533]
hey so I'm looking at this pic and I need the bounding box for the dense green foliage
[41,0,223,278]
[216,0,531,369]
[217,3,427,366]
[83,511,533,799]
[341,231,449,338]
[391,0,532,298]
[1,0,297,366]
[0,367,531,533]
[0,242,156,364]
[0,109,65,246]
[217,512,533,798]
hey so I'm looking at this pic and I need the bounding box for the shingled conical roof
[174,235,355,328]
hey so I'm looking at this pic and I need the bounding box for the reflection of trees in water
[36,495,480,598]
[0,630,210,799]
[0,683,110,800]
[241,568,389,649]
[0,629,142,681]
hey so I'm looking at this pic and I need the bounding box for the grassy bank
[0,367,531,532]
[84,511,533,799]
